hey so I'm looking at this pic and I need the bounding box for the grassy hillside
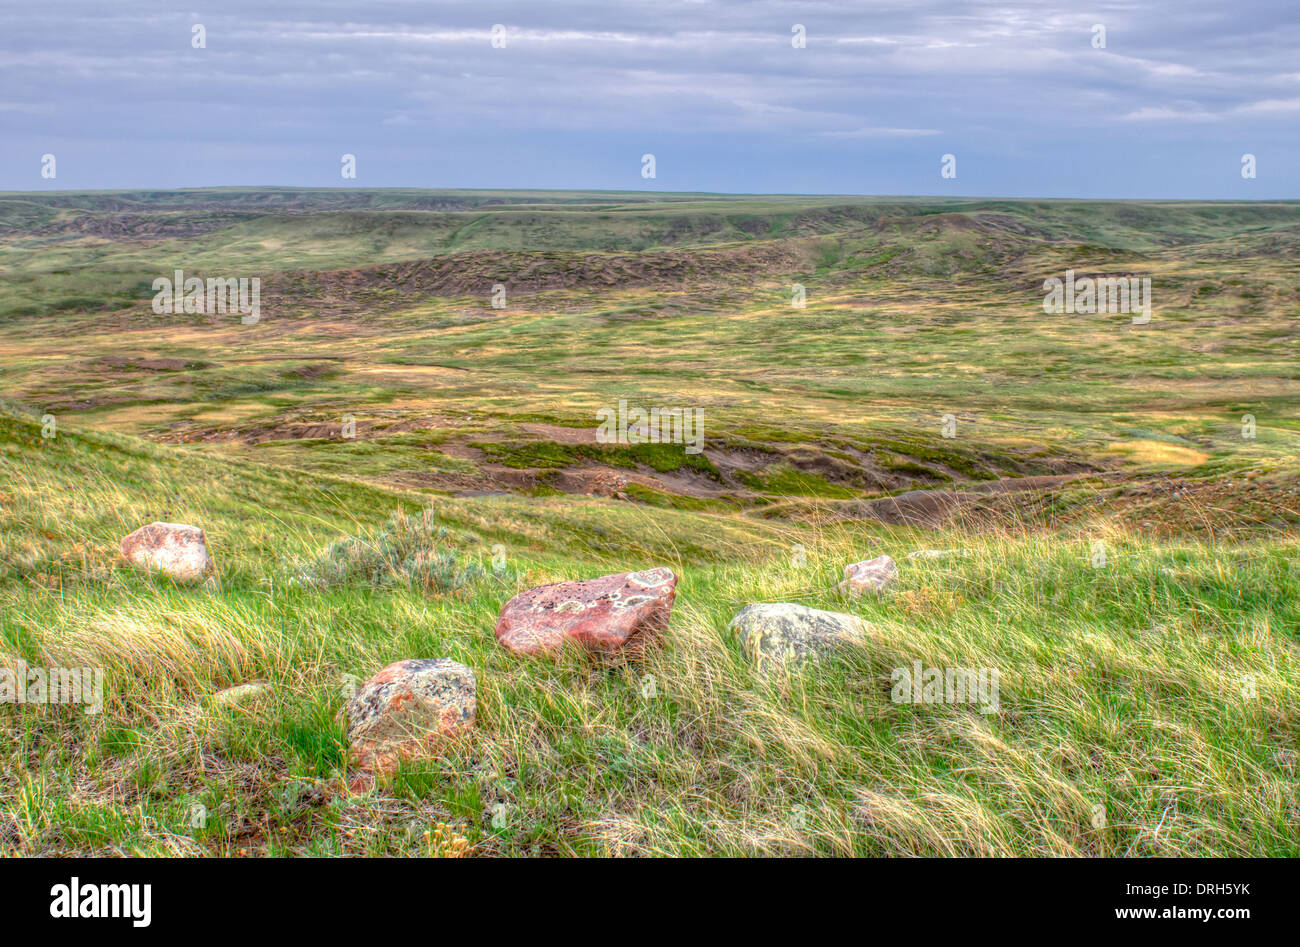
[2,406,1297,856]
[1,191,1298,856]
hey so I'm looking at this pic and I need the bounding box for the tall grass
[3,452,1296,855]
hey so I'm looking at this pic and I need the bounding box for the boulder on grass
[838,555,897,596]
[495,567,677,656]
[730,602,868,667]
[120,522,214,583]
[345,658,476,774]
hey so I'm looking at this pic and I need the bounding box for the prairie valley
[1,189,1298,856]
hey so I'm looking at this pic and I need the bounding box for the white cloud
[821,126,943,138]
[1123,95,1300,122]
[1235,97,1300,114]
[3,0,1299,192]
[1122,105,1219,122]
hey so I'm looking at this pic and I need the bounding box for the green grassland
[1,189,1298,856]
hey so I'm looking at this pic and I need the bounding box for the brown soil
[35,212,260,241]
[845,475,1086,526]
[516,423,599,444]
[255,242,811,318]
[97,356,211,372]
[1097,472,1300,540]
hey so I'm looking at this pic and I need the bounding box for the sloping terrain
[0,191,1298,856]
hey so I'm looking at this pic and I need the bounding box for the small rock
[906,549,970,560]
[729,603,869,667]
[120,522,214,583]
[495,567,677,656]
[212,682,270,706]
[838,555,897,595]
[345,658,476,774]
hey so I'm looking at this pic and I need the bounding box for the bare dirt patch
[256,242,811,318]
[516,422,599,444]
[96,356,212,372]
[33,212,258,241]
[845,474,1086,526]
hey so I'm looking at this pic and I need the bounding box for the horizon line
[2,185,1297,204]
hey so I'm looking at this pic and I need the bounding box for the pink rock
[495,568,678,656]
[120,522,214,583]
[345,658,476,774]
[838,555,898,596]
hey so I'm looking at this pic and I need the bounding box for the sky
[2,0,1297,197]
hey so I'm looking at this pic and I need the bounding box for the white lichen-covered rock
[345,658,476,773]
[120,522,214,583]
[729,603,869,667]
[838,555,898,596]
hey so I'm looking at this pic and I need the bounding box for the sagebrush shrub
[296,509,491,593]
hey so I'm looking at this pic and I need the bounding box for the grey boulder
[729,603,869,667]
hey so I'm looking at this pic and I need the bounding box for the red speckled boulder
[495,568,678,656]
[344,658,476,774]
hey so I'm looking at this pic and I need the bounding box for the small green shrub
[295,508,489,593]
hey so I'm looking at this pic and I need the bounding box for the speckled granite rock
[120,522,214,583]
[495,567,678,656]
[838,555,898,596]
[345,659,476,773]
[729,603,868,667]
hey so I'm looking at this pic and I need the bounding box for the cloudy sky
[3,0,1297,196]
